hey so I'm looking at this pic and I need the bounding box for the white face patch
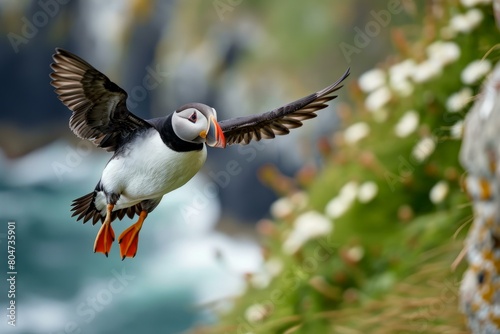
[172,108,209,142]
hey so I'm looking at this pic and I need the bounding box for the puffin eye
[188,112,197,123]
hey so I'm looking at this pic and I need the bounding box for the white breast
[99,130,207,210]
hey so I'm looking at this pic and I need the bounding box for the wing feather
[50,48,152,151]
[218,68,349,146]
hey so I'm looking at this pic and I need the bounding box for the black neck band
[155,115,204,152]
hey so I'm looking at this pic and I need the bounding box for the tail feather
[116,209,126,220]
[71,191,141,225]
[91,211,101,225]
[71,192,103,225]
[127,206,137,219]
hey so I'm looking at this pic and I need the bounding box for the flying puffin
[50,48,349,260]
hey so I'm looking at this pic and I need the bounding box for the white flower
[264,258,284,277]
[461,59,492,85]
[365,86,392,111]
[450,15,470,33]
[249,272,271,289]
[389,59,417,96]
[411,137,436,162]
[282,211,332,254]
[249,258,284,289]
[394,110,419,138]
[429,181,449,204]
[450,9,484,33]
[358,68,386,93]
[271,192,309,219]
[339,181,359,203]
[451,121,464,139]
[270,197,293,219]
[409,42,460,83]
[446,88,473,112]
[460,0,491,8]
[346,246,365,262]
[426,41,461,66]
[326,198,349,219]
[389,59,417,80]
[343,122,370,144]
[389,60,417,96]
[325,182,359,218]
[411,60,443,83]
[245,304,269,323]
[390,78,414,96]
[357,181,378,203]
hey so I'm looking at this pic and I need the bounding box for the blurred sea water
[0,141,262,334]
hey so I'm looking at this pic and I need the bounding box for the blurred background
[0,1,386,333]
[1,0,493,333]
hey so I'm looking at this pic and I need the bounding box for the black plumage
[219,68,350,145]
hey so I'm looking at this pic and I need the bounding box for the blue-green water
[0,141,261,334]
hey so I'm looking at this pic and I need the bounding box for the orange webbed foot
[118,211,147,260]
[93,204,115,257]
[93,221,115,257]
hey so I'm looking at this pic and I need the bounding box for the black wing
[50,48,152,152]
[218,68,350,146]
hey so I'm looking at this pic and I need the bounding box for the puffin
[50,48,349,260]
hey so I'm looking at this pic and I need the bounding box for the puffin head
[172,103,226,148]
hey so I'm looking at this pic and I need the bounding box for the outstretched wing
[50,48,152,152]
[218,68,350,146]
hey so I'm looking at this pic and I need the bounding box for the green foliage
[196,1,500,333]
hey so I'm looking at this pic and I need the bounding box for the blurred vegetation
[193,1,499,333]
[2,0,497,333]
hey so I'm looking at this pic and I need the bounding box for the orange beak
[206,116,226,148]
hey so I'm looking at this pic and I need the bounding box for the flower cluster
[211,3,498,333]
[354,2,493,208]
[448,9,484,34]
[359,40,464,118]
[325,181,378,219]
[282,211,332,254]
